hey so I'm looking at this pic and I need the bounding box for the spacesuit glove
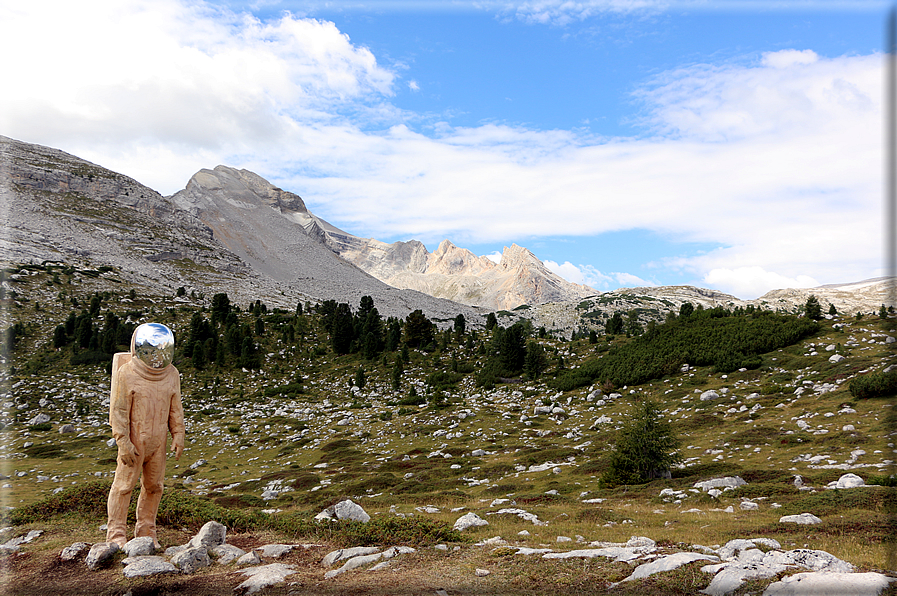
[119,441,139,467]
[171,434,184,460]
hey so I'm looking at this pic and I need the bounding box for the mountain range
[1,135,891,332]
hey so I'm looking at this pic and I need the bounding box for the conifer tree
[602,399,682,486]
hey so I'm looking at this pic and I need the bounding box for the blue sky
[0,0,887,298]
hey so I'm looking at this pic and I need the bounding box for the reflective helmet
[133,323,175,369]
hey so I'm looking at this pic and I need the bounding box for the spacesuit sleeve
[168,369,185,441]
[109,353,133,447]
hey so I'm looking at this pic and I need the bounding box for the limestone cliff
[323,236,595,311]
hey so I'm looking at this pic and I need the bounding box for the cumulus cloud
[703,267,819,300]
[0,1,882,299]
[0,0,396,191]
[484,251,503,264]
[543,261,653,290]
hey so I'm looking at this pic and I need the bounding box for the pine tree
[602,399,682,487]
[191,341,206,370]
[804,295,822,320]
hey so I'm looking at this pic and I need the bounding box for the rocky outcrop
[324,235,596,310]
[757,278,894,315]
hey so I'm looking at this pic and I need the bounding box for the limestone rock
[59,424,75,433]
[256,544,295,558]
[322,546,381,567]
[171,546,210,573]
[60,542,91,561]
[835,473,865,489]
[694,477,747,492]
[212,543,247,564]
[187,520,227,549]
[85,542,120,570]
[622,552,717,582]
[335,499,370,522]
[27,413,50,425]
[236,550,262,567]
[453,512,489,531]
[324,552,384,579]
[122,556,177,578]
[234,563,296,595]
[779,513,822,525]
[123,536,156,557]
[762,571,894,596]
[316,499,371,523]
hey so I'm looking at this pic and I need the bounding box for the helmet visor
[133,323,175,369]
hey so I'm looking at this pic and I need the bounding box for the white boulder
[779,513,822,525]
[453,512,489,531]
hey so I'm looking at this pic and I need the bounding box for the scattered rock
[762,571,894,596]
[322,546,381,567]
[622,552,717,582]
[85,542,120,570]
[27,413,50,425]
[325,552,384,579]
[453,512,489,531]
[475,568,490,576]
[779,513,822,525]
[60,542,91,562]
[236,550,262,567]
[123,536,156,557]
[234,563,296,595]
[316,499,371,523]
[170,546,211,573]
[212,543,247,565]
[59,424,75,434]
[834,473,865,489]
[187,521,227,549]
[694,477,747,492]
[256,544,295,558]
[122,556,177,578]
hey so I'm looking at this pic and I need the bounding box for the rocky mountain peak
[428,240,495,277]
[179,166,308,215]
[498,244,540,270]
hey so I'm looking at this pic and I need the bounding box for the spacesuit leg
[106,453,143,548]
[134,447,166,548]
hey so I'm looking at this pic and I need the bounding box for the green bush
[553,310,818,391]
[849,369,897,399]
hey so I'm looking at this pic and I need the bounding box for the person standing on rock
[106,323,185,549]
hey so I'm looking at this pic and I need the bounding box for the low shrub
[849,369,897,399]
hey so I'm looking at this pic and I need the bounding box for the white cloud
[0,0,396,192]
[408,80,420,91]
[544,260,588,284]
[613,272,656,288]
[484,251,503,264]
[543,261,652,290]
[0,2,882,298]
[703,267,819,300]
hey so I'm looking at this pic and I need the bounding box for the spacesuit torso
[109,353,183,456]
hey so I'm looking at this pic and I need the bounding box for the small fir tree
[804,295,822,320]
[601,399,682,487]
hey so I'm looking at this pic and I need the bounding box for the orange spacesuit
[106,324,185,549]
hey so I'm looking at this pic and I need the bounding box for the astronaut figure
[106,323,185,549]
